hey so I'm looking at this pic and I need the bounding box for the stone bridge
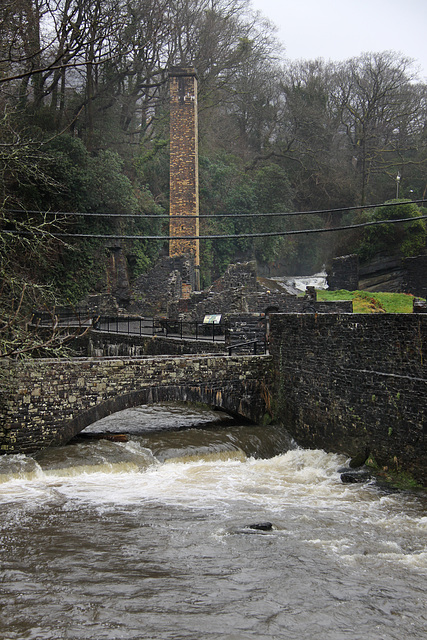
[2,312,427,486]
[0,353,273,454]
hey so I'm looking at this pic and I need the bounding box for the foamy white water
[275,271,328,291]
[0,404,426,640]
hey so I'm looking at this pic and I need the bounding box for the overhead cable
[5,213,427,241]
[4,198,427,220]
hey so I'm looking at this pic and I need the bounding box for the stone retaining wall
[85,332,225,358]
[269,313,427,485]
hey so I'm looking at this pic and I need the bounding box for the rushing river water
[278,271,328,292]
[1,403,426,640]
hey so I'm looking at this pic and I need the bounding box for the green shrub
[358,200,426,261]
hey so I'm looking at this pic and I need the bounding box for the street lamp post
[396,172,401,198]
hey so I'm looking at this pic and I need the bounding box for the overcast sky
[250,0,427,81]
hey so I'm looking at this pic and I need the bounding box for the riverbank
[317,289,420,313]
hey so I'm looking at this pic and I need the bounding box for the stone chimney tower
[169,66,200,291]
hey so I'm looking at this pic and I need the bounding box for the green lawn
[316,289,419,313]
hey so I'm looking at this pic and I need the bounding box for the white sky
[250,0,427,81]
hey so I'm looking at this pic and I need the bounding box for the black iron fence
[93,316,226,343]
[31,309,267,354]
[227,340,267,356]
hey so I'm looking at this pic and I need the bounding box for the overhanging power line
[4,199,427,220]
[4,213,427,241]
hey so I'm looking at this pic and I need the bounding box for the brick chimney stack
[169,66,200,291]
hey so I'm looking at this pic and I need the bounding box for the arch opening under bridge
[60,382,262,445]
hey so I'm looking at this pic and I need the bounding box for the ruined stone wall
[210,261,258,293]
[105,246,131,306]
[330,252,427,297]
[176,289,352,321]
[169,67,199,269]
[327,254,359,291]
[358,256,405,292]
[403,255,427,299]
[0,354,272,454]
[269,313,427,485]
[130,255,195,316]
[173,261,352,320]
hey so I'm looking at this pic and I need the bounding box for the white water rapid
[0,403,426,640]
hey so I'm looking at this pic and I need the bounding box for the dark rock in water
[349,448,370,468]
[74,433,128,443]
[341,469,372,484]
[245,522,273,531]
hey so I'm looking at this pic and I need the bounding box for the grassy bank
[316,290,419,313]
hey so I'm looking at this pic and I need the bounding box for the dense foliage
[1,0,427,354]
[358,200,426,261]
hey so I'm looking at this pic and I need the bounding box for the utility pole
[396,172,401,198]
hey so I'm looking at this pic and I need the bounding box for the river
[0,403,426,640]
[278,270,328,292]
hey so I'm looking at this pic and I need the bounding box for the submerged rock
[340,468,372,484]
[245,522,273,531]
[349,448,370,468]
[73,433,128,443]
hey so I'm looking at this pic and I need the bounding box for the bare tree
[333,51,426,204]
[276,59,353,210]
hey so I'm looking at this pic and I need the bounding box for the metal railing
[93,316,226,343]
[31,310,267,353]
[227,339,267,356]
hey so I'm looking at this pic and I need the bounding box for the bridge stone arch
[0,354,273,454]
[62,382,266,444]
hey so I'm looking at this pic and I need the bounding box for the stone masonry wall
[0,354,272,455]
[403,255,427,299]
[130,255,195,316]
[331,252,427,297]
[269,313,427,485]
[327,254,359,291]
[181,289,352,320]
[85,332,225,358]
[173,261,353,321]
